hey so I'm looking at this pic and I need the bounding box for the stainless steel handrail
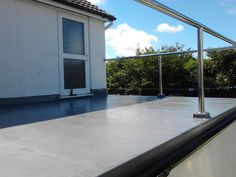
[136,0,236,46]
[105,46,236,61]
[134,0,236,118]
[105,46,236,118]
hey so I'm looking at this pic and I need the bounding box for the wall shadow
[0,95,158,129]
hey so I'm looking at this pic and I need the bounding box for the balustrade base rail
[108,87,236,98]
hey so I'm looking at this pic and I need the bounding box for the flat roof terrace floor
[0,96,235,177]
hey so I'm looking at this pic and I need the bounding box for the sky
[87,0,236,58]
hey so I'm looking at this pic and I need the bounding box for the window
[63,18,85,55]
[59,15,90,95]
[64,59,86,89]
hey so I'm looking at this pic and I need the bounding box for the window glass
[63,18,85,55]
[64,59,86,89]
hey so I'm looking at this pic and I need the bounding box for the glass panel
[63,18,85,55]
[64,59,86,89]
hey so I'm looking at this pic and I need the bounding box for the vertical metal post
[193,27,210,119]
[198,27,205,113]
[158,56,165,98]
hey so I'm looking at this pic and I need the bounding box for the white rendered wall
[0,0,59,98]
[0,0,107,98]
[89,18,107,90]
[169,121,236,177]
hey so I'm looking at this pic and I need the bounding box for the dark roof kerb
[52,0,116,21]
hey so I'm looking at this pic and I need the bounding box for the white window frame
[58,12,90,96]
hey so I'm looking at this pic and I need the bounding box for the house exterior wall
[89,18,107,91]
[0,0,107,99]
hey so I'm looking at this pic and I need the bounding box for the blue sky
[88,0,236,58]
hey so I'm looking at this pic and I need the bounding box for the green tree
[206,49,236,88]
[106,44,236,97]
[106,43,196,95]
[160,43,195,89]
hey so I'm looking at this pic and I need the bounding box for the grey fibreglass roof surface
[0,96,235,177]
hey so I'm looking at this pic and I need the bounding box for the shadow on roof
[0,95,158,129]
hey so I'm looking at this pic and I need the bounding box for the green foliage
[106,44,236,95]
[206,49,236,88]
[106,50,158,95]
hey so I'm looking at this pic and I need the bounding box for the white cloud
[106,23,158,56]
[157,23,184,33]
[87,0,104,5]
